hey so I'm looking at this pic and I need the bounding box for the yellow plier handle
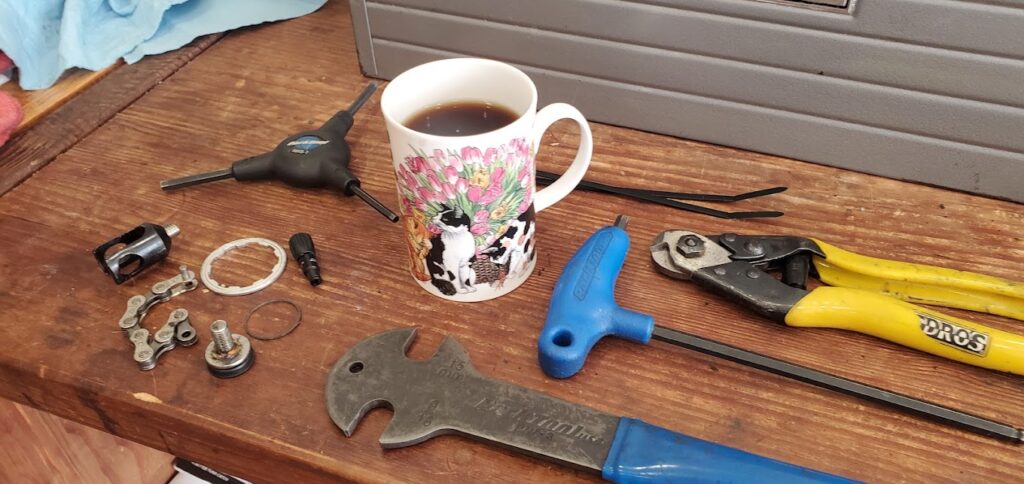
[811,239,1024,321]
[787,287,1024,374]
[790,239,1024,375]
[653,231,1024,377]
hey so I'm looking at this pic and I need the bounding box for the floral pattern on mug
[396,137,537,296]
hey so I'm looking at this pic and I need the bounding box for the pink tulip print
[491,167,505,184]
[470,223,489,235]
[448,154,462,171]
[408,156,425,173]
[479,184,501,205]
[482,147,497,166]
[396,138,535,250]
[461,146,483,164]
[441,182,457,200]
[444,166,459,184]
[467,186,483,203]
[426,172,442,191]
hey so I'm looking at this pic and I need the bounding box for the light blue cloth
[0,0,327,90]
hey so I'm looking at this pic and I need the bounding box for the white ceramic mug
[381,58,593,302]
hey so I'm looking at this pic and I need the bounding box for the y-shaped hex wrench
[325,328,851,483]
[537,216,1024,443]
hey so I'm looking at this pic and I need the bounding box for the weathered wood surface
[0,34,222,195]
[1,64,119,133]
[1,1,1022,482]
[0,399,173,483]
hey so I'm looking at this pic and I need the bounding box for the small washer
[201,237,287,296]
[244,299,303,341]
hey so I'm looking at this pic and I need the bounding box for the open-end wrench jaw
[327,328,622,471]
[325,327,480,447]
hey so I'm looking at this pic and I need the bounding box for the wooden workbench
[1,1,1022,482]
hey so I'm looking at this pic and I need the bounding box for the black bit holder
[289,232,322,286]
[160,84,399,222]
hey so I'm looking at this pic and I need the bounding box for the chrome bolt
[205,320,255,379]
[210,320,236,353]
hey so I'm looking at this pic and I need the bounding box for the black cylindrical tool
[289,233,322,286]
[93,223,180,284]
[160,84,399,222]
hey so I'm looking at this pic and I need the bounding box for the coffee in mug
[381,58,593,302]
[404,101,519,136]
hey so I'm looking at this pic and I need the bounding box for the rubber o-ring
[244,299,303,341]
[201,238,287,296]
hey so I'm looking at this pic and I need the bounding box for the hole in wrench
[552,330,573,347]
[180,331,192,339]
[349,362,364,373]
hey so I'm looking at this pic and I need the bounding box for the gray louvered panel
[350,0,1024,201]
[372,39,1023,202]
[373,0,1024,108]
[367,4,1024,153]
[641,0,1024,57]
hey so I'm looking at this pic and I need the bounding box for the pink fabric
[0,51,20,146]
[0,91,22,146]
[0,51,21,146]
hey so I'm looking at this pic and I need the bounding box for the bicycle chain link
[117,265,199,370]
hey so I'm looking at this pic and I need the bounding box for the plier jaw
[652,231,824,321]
[652,229,1024,377]
[710,233,826,289]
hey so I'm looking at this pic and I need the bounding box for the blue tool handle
[603,418,857,483]
[538,225,655,378]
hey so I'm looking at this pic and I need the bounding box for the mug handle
[531,103,593,212]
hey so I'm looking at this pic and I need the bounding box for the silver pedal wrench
[325,328,855,483]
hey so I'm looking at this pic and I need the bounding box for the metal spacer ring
[244,299,303,341]
[201,237,287,296]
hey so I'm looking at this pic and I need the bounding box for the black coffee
[404,101,518,136]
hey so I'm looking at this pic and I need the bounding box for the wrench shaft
[326,328,851,482]
[428,373,619,471]
[652,326,1024,443]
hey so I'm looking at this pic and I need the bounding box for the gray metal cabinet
[350,0,1024,202]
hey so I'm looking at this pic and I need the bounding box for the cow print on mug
[396,138,536,296]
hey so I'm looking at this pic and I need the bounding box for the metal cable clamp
[118,265,199,370]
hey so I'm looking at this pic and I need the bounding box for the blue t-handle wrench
[539,215,654,378]
[538,216,1023,446]
[538,216,855,481]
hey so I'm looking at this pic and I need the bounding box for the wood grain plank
[0,0,1021,483]
[0,34,223,195]
[0,64,120,132]
[0,399,173,483]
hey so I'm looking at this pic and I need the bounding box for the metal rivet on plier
[744,240,765,255]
